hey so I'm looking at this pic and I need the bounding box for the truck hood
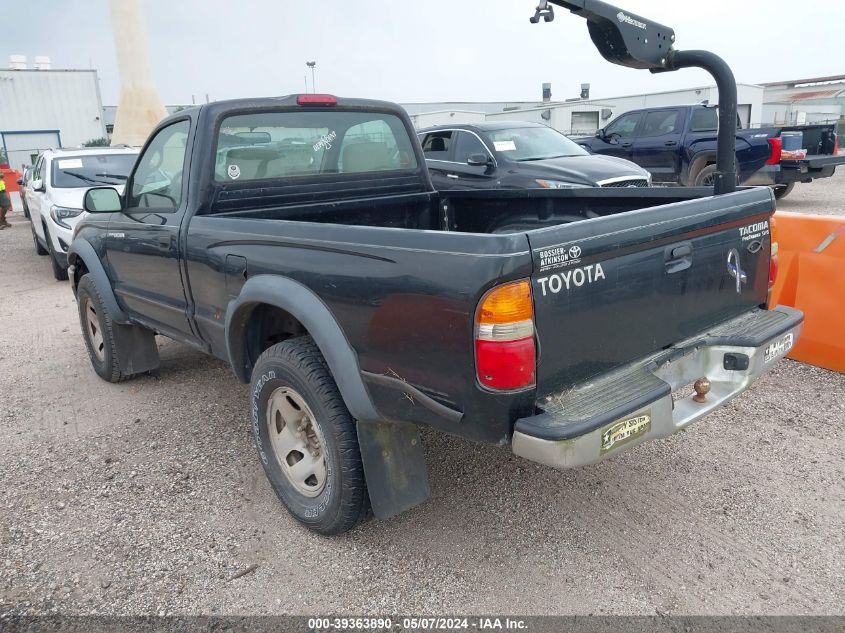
[512,154,650,186]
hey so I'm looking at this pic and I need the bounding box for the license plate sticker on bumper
[600,413,651,455]
[764,332,795,364]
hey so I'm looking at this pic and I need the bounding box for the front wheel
[32,222,48,256]
[76,274,127,382]
[250,337,369,535]
[773,182,795,200]
[45,225,69,281]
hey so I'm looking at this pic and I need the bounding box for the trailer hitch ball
[693,378,712,403]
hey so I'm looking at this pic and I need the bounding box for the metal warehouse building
[405,84,765,134]
[485,84,764,134]
[406,77,845,143]
[0,62,106,170]
[760,75,845,125]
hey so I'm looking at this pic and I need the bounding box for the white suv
[27,147,139,280]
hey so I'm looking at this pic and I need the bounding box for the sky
[3,0,845,107]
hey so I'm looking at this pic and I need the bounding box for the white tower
[109,0,168,146]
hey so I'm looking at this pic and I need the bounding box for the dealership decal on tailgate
[764,333,794,364]
[600,413,651,455]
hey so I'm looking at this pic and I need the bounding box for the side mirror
[32,178,45,192]
[467,153,491,167]
[84,187,123,213]
[595,129,604,139]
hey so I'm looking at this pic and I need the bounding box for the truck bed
[188,184,775,443]
[209,182,728,234]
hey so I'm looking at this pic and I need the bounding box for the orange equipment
[770,212,845,373]
[0,168,23,193]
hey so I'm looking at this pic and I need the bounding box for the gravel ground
[1,176,844,617]
[775,168,845,215]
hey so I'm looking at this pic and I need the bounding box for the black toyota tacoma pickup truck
[67,1,803,535]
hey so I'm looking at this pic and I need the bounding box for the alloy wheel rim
[266,386,327,498]
[84,298,105,362]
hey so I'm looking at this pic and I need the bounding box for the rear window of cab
[214,111,418,182]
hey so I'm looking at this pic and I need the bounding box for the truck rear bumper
[512,306,803,469]
[744,156,845,187]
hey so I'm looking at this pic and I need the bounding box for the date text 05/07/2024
[307,617,528,630]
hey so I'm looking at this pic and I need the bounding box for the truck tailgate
[782,154,845,171]
[527,187,775,396]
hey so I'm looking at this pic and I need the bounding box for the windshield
[51,154,138,188]
[486,126,588,161]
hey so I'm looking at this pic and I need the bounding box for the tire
[32,222,48,256]
[45,225,69,281]
[773,182,795,200]
[76,274,129,383]
[693,164,718,187]
[250,336,369,535]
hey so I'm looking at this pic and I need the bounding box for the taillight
[475,280,536,391]
[769,216,779,290]
[296,94,337,106]
[834,134,840,156]
[766,137,783,165]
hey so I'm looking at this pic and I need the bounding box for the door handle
[664,140,678,146]
[665,242,693,274]
[446,174,459,179]
[621,142,633,148]
[156,235,173,251]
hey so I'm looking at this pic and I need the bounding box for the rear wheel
[250,336,369,535]
[32,222,48,256]
[773,182,795,200]
[694,164,742,189]
[694,164,718,187]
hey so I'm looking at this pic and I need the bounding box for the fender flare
[225,275,382,423]
[67,239,130,325]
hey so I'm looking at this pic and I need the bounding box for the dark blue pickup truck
[575,104,844,198]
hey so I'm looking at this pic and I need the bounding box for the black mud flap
[356,419,430,519]
[113,323,160,376]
